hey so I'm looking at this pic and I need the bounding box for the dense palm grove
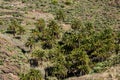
[0,0,120,80]
[6,18,119,80]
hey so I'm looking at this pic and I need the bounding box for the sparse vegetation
[6,19,25,36]
[20,69,43,80]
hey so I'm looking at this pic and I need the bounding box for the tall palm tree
[56,9,66,21]
[35,18,46,32]
[25,37,36,51]
[7,19,25,36]
[65,48,91,76]
[17,25,25,35]
[71,18,84,30]
[20,69,43,80]
[48,20,61,39]
[31,29,40,41]
[31,49,45,61]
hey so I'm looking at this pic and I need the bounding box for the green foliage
[115,31,120,54]
[71,18,84,30]
[32,49,45,60]
[51,0,58,5]
[25,18,118,79]
[0,60,3,65]
[31,29,41,41]
[0,20,4,25]
[16,26,25,35]
[45,55,67,79]
[6,19,25,36]
[56,10,66,21]
[0,0,120,80]
[44,20,117,79]
[47,20,61,39]
[20,69,43,80]
[25,37,36,50]
[66,49,91,75]
[25,19,62,52]
[92,62,105,73]
[41,41,53,49]
[64,0,73,5]
[52,64,68,79]
[21,0,28,3]
[35,18,46,32]
[12,12,23,17]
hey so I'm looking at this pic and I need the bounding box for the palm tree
[7,19,18,36]
[16,25,25,35]
[20,69,43,80]
[51,0,58,5]
[71,18,84,30]
[51,64,68,79]
[31,49,45,61]
[56,9,65,21]
[31,29,40,41]
[115,32,120,54]
[48,20,61,39]
[25,37,36,51]
[65,0,73,5]
[7,19,25,36]
[7,24,16,36]
[35,18,46,32]
[66,48,91,76]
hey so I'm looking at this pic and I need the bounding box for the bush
[65,0,73,5]
[71,18,84,30]
[51,0,58,5]
[45,64,68,79]
[56,10,66,21]
[35,18,46,32]
[0,20,4,25]
[0,60,3,65]
[32,49,46,61]
[46,24,117,79]
[20,69,43,80]
[6,19,25,36]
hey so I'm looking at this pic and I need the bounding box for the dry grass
[67,65,120,80]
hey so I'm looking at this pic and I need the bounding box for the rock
[0,73,19,80]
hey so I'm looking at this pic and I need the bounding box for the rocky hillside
[0,33,29,80]
[0,0,120,80]
[0,33,120,80]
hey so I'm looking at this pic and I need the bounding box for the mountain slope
[0,33,28,80]
[67,65,120,80]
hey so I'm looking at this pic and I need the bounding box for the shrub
[45,64,68,79]
[51,0,58,5]
[35,18,46,32]
[0,20,4,25]
[6,19,25,36]
[32,49,46,61]
[20,69,43,80]
[25,37,36,50]
[0,60,3,65]
[71,18,84,30]
[56,10,66,21]
[65,0,73,5]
